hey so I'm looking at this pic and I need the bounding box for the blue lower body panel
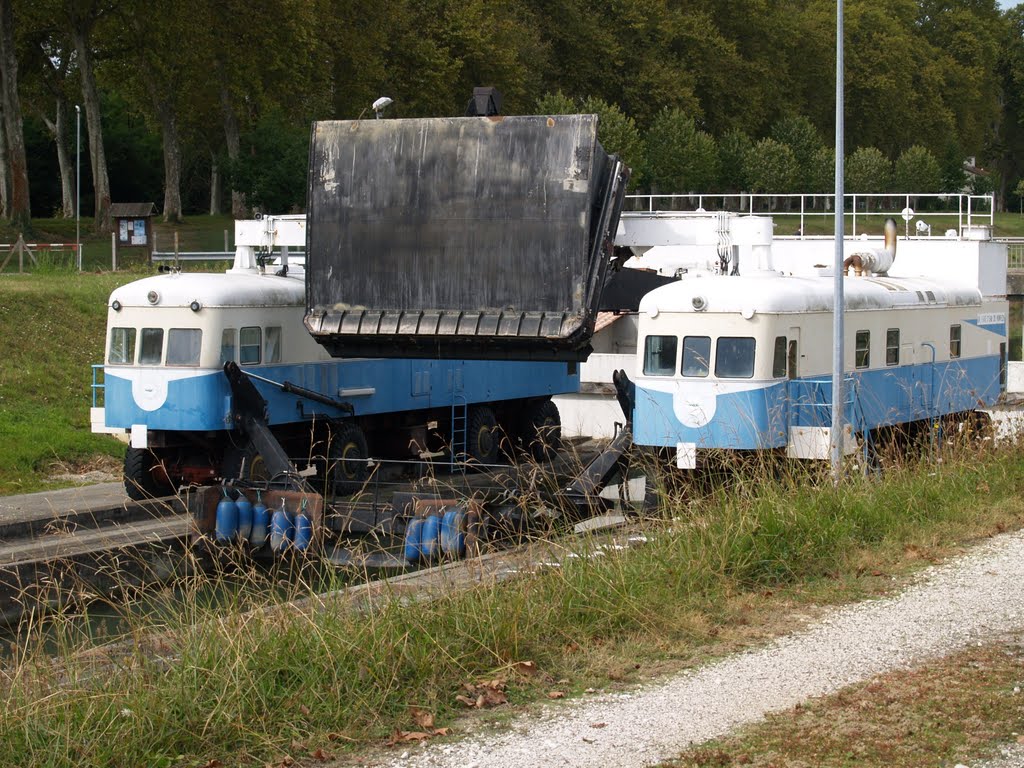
[633,356,1001,451]
[103,358,578,432]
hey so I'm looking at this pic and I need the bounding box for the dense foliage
[2,0,1024,222]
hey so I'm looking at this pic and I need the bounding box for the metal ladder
[449,395,468,470]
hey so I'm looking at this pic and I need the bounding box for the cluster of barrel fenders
[402,505,472,564]
[214,488,314,554]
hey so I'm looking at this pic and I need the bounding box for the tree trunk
[155,98,182,222]
[209,152,221,215]
[0,98,9,219]
[219,82,246,218]
[0,0,31,230]
[70,16,111,233]
[43,99,75,218]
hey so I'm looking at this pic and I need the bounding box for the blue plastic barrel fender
[270,500,290,554]
[293,511,313,552]
[403,518,425,563]
[235,496,254,542]
[420,514,442,561]
[214,490,238,543]
[439,506,466,558]
[250,497,270,549]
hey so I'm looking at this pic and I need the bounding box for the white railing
[624,193,995,239]
[1005,239,1024,270]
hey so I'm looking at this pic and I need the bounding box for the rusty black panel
[304,114,629,361]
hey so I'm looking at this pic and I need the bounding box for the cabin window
[166,329,202,366]
[886,329,900,366]
[681,336,711,377]
[715,337,755,378]
[643,335,677,376]
[950,325,961,359]
[108,327,136,365]
[265,326,282,364]
[220,329,236,364]
[139,328,164,365]
[240,326,262,365]
[772,336,787,378]
[855,330,870,369]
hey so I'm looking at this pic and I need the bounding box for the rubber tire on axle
[466,406,500,466]
[330,421,369,496]
[124,447,174,501]
[521,399,562,462]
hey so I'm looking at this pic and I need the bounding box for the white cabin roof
[638,272,982,316]
[109,271,304,309]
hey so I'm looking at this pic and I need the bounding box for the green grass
[0,273,128,493]
[1,445,1023,767]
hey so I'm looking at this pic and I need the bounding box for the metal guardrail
[624,192,995,239]
[150,250,307,262]
[1005,240,1024,270]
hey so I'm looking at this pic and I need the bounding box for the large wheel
[222,442,270,483]
[124,447,174,500]
[329,421,369,495]
[466,406,500,466]
[521,399,562,462]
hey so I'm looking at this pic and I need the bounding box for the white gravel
[374,528,1024,768]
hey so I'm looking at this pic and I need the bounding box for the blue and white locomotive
[620,214,1008,468]
[93,216,576,499]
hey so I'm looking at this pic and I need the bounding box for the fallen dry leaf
[547,691,566,699]
[409,706,434,729]
[389,729,432,745]
[512,660,538,676]
[590,722,607,729]
[200,761,223,768]
[433,727,451,736]
[310,747,333,761]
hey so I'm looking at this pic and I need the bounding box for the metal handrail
[624,192,995,239]
[91,364,104,408]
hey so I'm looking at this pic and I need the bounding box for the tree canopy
[1,0,1020,221]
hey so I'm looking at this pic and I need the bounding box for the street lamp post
[75,104,81,271]
[831,0,845,484]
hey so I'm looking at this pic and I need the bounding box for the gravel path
[375,529,1024,768]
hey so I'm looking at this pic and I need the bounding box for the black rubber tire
[329,421,369,495]
[522,399,562,462]
[466,406,500,466]
[124,447,173,500]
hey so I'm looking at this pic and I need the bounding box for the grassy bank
[2,443,1023,767]
[0,272,128,493]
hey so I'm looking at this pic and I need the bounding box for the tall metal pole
[830,0,845,483]
[75,105,81,271]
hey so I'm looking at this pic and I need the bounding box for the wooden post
[111,231,117,271]
[224,229,229,252]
